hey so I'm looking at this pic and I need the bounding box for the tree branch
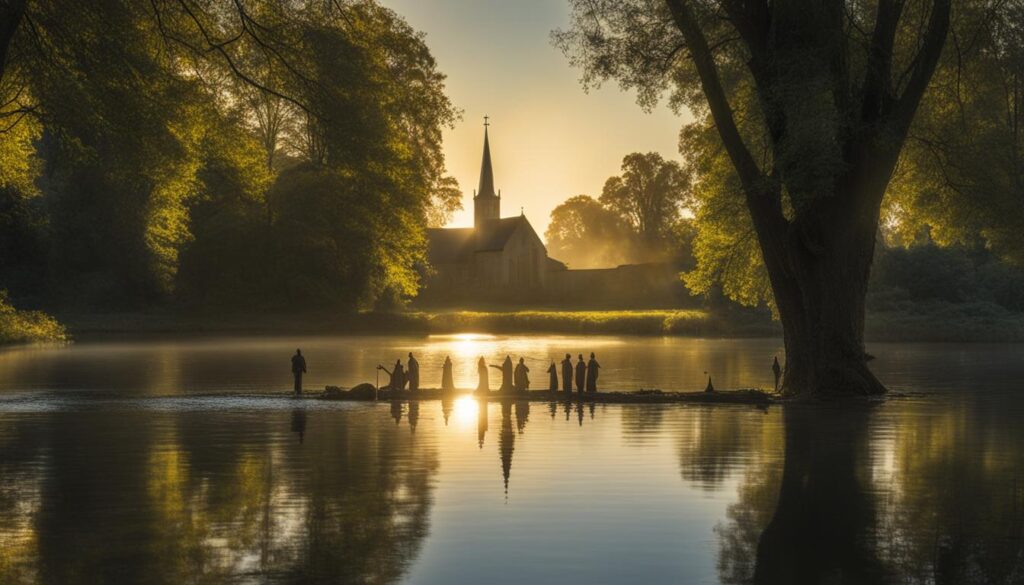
[664,0,763,191]
[889,0,951,138]
[861,0,903,124]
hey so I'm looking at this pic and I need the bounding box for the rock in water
[348,383,377,399]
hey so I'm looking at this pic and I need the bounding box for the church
[422,123,566,300]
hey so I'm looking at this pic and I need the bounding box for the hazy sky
[380,0,690,239]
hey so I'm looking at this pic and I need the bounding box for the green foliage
[267,164,425,309]
[0,0,457,314]
[600,152,690,245]
[0,290,66,344]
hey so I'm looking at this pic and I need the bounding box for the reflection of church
[424,123,566,299]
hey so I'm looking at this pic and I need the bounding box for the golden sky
[380,0,690,239]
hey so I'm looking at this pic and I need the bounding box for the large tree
[556,0,955,395]
[601,152,690,247]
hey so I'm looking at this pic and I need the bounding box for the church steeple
[474,116,500,228]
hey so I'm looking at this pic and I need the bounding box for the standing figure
[575,354,586,394]
[513,358,530,393]
[586,352,600,393]
[547,361,558,392]
[477,357,490,393]
[772,356,782,392]
[407,352,420,392]
[442,356,455,393]
[291,349,307,396]
[490,355,514,393]
[561,353,573,393]
[379,360,405,391]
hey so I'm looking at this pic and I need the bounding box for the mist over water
[1,335,1022,583]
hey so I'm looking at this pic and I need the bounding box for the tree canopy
[0,0,460,312]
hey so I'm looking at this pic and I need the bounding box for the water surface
[1,335,1021,584]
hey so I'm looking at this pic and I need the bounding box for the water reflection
[3,339,1024,583]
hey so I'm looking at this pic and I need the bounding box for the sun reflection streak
[451,395,479,429]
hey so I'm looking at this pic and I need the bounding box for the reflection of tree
[718,401,1024,584]
[0,407,439,584]
[878,400,1024,583]
[751,406,887,584]
[677,406,769,490]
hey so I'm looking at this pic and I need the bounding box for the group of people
[378,352,421,391]
[292,348,783,396]
[549,353,600,394]
[369,351,602,395]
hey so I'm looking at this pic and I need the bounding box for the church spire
[474,116,500,227]
[477,116,497,199]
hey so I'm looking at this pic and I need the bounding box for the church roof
[476,126,497,199]
[426,217,533,264]
[475,217,525,251]
[426,226,475,264]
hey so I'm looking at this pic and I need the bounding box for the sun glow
[451,395,479,427]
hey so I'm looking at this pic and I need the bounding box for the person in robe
[772,356,782,392]
[476,357,489,393]
[575,354,586,394]
[490,355,514,393]
[377,359,405,391]
[442,355,455,393]
[291,349,307,396]
[513,358,530,393]
[586,352,600,393]
[560,353,573,393]
[407,352,420,391]
[547,361,558,392]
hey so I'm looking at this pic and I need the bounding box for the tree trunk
[760,194,886,397]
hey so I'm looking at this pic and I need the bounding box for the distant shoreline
[27,305,1024,344]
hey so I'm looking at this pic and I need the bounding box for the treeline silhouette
[0,1,458,316]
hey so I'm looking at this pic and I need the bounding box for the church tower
[474,118,500,228]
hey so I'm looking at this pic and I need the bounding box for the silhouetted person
[407,352,420,391]
[772,356,782,392]
[547,361,558,391]
[290,408,307,444]
[490,355,513,393]
[513,358,530,393]
[560,353,572,392]
[705,374,715,393]
[477,357,489,393]
[291,349,307,396]
[586,352,600,393]
[575,354,586,394]
[442,356,455,392]
[378,360,405,391]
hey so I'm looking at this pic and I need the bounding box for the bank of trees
[0,0,458,315]
[546,152,694,268]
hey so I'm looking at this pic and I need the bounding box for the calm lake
[1,334,1022,584]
